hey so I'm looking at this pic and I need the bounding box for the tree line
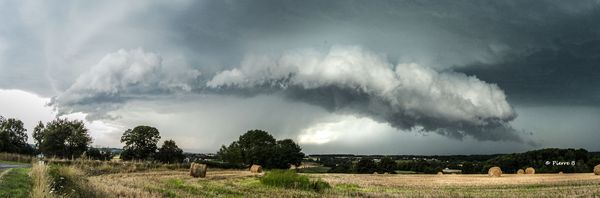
[324,148,600,174]
[0,115,185,163]
[0,116,35,154]
[217,130,305,169]
[1,115,306,169]
[326,157,399,174]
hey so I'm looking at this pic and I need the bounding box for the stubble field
[86,169,600,197]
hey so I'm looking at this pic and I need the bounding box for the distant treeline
[309,154,501,162]
[316,148,600,174]
[485,148,598,173]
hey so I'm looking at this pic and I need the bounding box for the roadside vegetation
[31,162,51,198]
[46,165,108,197]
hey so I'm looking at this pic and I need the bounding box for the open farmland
[85,169,600,198]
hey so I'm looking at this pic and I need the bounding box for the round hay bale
[190,163,207,178]
[250,165,263,173]
[517,169,525,174]
[525,167,535,174]
[437,172,443,175]
[594,164,600,175]
[488,166,502,177]
[558,171,563,174]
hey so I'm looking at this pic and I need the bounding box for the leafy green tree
[328,161,353,173]
[120,125,161,160]
[32,121,44,149]
[0,116,32,154]
[356,158,377,173]
[156,140,185,163]
[238,130,276,166]
[36,118,92,158]
[271,139,305,169]
[217,142,243,164]
[85,147,114,161]
[377,157,397,173]
[218,130,305,169]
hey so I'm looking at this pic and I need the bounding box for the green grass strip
[0,168,33,198]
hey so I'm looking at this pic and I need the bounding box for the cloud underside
[52,46,531,144]
[208,46,528,143]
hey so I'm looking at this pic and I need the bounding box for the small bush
[260,170,310,189]
[260,170,330,192]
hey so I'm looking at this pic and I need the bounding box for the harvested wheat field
[86,169,600,198]
[88,169,319,198]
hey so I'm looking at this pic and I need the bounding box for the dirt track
[0,163,29,170]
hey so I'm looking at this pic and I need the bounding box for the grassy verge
[0,168,33,197]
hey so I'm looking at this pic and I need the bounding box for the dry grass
[317,173,600,197]
[31,162,53,198]
[84,169,600,198]
[316,173,600,188]
[88,169,318,197]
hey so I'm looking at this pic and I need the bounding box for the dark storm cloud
[205,46,532,143]
[284,86,533,144]
[458,39,600,106]
[3,0,600,152]
[169,0,600,70]
[50,48,201,118]
[448,0,600,106]
[49,0,600,145]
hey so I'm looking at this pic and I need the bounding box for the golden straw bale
[488,166,502,177]
[190,163,207,178]
[250,164,263,173]
[525,167,535,174]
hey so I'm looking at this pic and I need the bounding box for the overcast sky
[1,0,599,154]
